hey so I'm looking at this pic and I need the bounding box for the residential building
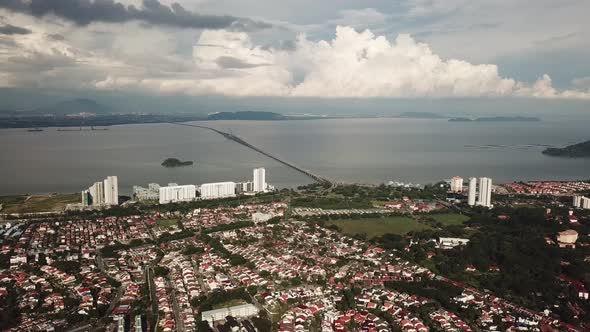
[200,182,236,200]
[133,183,161,201]
[573,195,582,208]
[89,181,104,206]
[83,177,118,207]
[253,167,266,193]
[104,176,119,206]
[477,177,492,208]
[235,181,254,194]
[81,190,91,207]
[450,176,463,193]
[159,184,196,204]
[467,177,477,206]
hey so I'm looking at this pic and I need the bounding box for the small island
[161,158,194,168]
[449,116,540,122]
[542,139,590,158]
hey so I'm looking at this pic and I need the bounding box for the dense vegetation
[543,139,590,158]
[161,158,193,168]
[403,207,590,324]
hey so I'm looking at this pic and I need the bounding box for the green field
[0,193,80,213]
[429,213,470,226]
[156,218,179,228]
[327,216,431,238]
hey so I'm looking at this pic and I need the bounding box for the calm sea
[0,118,589,195]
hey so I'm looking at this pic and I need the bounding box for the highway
[169,122,332,186]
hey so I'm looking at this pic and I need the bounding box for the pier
[169,122,332,185]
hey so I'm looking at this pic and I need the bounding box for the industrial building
[201,304,257,327]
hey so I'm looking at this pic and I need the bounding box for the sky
[0,0,589,108]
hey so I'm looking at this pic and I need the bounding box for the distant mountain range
[34,98,112,116]
[395,112,447,119]
[207,111,287,120]
[449,116,540,122]
[542,139,590,158]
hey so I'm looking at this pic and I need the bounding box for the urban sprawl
[1,171,590,332]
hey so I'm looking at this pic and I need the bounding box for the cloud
[572,76,590,90]
[0,23,31,35]
[0,0,270,31]
[0,20,587,100]
[91,26,590,99]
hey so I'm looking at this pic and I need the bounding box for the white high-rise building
[468,177,477,206]
[573,195,582,208]
[450,176,463,193]
[83,177,117,207]
[81,190,91,207]
[200,182,236,200]
[159,184,196,204]
[253,168,266,193]
[89,181,105,206]
[477,177,493,208]
[103,176,119,206]
[581,197,590,210]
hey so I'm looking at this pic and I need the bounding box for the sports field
[327,216,431,238]
[428,213,470,226]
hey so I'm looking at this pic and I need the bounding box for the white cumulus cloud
[3,22,588,99]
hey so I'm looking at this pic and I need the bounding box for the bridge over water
[170,122,332,185]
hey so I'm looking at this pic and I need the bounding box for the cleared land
[327,216,431,238]
[0,193,79,214]
[429,213,470,226]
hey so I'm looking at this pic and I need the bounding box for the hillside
[35,98,112,116]
[542,139,590,158]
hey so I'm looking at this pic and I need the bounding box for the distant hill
[449,116,540,122]
[542,140,590,158]
[396,112,447,119]
[34,98,112,116]
[207,111,287,121]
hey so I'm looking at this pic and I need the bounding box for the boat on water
[27,128,44,132]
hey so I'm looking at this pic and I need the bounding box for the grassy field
[156,218,179,228]
[0,193,80,213]
[428,213,470,226]
[327,216,431,238]
[212,299,247,309]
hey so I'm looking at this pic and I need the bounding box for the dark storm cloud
[0,23,31,35]
[0,0,271,30]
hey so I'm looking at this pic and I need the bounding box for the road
[167,278,185,332]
